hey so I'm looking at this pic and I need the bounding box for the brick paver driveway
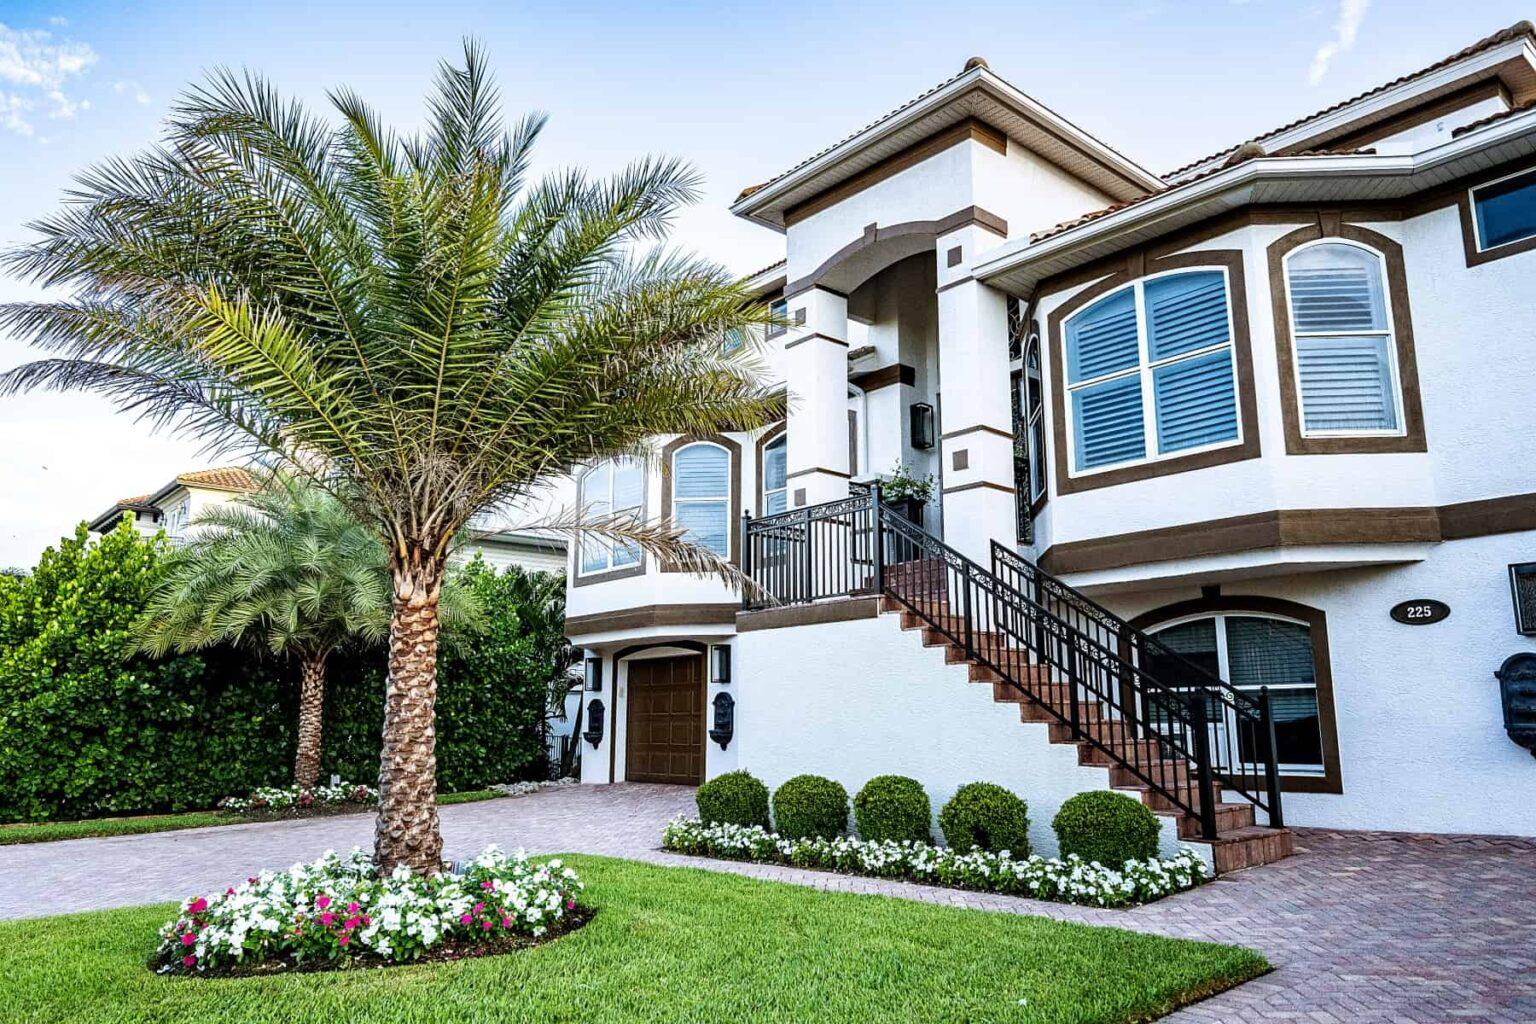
[3,784,1531,1023]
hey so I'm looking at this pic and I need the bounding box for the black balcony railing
[741,486,1283,838]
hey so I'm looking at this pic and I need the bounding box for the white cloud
[0,21,98,137]
[114,79,150,105]
[1308,0,1370,85]
[48,16,69,27]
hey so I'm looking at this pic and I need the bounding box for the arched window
[578,457,643,576]
[762,434,787,515]
[1147,612,1325,776]
[1022,329,1046,502]
[1063,269,1239,474]
[1283,241,1403,435]
[672,442,730,556]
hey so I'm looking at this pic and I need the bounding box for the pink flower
[347,902,359,914]
[225,887,235,895]
[320,913,335,927]
[182,955,196,968]
[338,934,350,946]
[501,916,513,928]
[315,895,331,910]
[345,917,360,930]
[480,880,494,891]
[481,920,492,930]
[188,897,208,914]
[180,933,195,947]
[459,913,472,925]
[566,899,576,910]
[472,901,484,914]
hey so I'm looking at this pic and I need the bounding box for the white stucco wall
[734,614,1189,859]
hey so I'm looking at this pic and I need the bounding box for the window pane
[677,499,729,555]
[1153,348,1238,453]
[1287,244,1387,334]
[674,444,728,499]
[582,462,610,506]
[1066,288,1139,383]
[1296,335,1398,432]
[612,541,640,567]
[1237,691,1323,766]
[765,489,787,515]
[1224,617,1315,687]
[764,437,787,492]
[1147,619,1219,685]
[1474,168,1536,249]
[1072,375,1145,470]
[612,458,643,512]
[1029,414,1047,499]
[1145,271,1230,361]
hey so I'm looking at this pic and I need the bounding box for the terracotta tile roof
[745,258,787,278]
[174,467,258,492]
[112,495,156,511]
[1029,148,1377,244]
[1163,20,1536,180]
[1452,97,1536,137]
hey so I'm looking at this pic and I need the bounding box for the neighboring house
[567,21,1536,872]
[87,469,568,575]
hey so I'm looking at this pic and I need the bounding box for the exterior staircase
[743,486,1295,874]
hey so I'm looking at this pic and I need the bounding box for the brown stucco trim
[1266,222,1428,455]
[850,363,916,391]
[566,603,740,638]
[785,466,852,481]
[783,119,1007,227]
[736,596,883,632]
[784,206,1008,298]
[1126,595,1343,795]
[1047,250,1261,496]
[753,422,787,518]
[1458,163,1536,266]
[659,435,743,572]
[783,331,849,350]
[942,479,1015,496]
[1039,506,1443,575]
[941,423,1013,442]
[1439,492,1536,538]
[935,274,976,294]
[571,459,649,588]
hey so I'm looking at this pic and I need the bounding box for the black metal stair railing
[741,485,1285,838]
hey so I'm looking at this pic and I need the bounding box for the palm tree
[138,476,392,791]
[0,44,780,872]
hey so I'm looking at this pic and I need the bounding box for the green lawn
[0,855,1265,1024]
[0,792,505,846]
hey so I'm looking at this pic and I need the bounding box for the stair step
[1177,802,1256,838]
[1191,826,1295,873]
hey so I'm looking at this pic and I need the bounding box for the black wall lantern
[710,644,731,685]
[1496,653,1536,758]
[709,692,735,749]
[582,699,605,748]
[584,656,603,692]
[1510,563,1536,636]
[909,402,935,450]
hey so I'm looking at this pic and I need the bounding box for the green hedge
[939,782,1031,855]
[1052,791,1161,865]
[0,524,564,823]
[852,775,931,843]
[772,775,848,840]
[696,771,771,828]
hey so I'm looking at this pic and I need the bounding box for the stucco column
[783,286,850,507]
[935,225,1016,562]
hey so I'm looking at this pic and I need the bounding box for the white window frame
[671,441,731,558]
[1468,163,1536,253]
[577,457,644,578]
[1282,239,1407,439]
[1062,266,1243,479]
[1150,611,1325,778]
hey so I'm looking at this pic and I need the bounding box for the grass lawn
[0,792,505,846]
[0,854,1266,1024]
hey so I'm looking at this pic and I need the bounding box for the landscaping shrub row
[0,523,562,823]
[694,771,1163,866]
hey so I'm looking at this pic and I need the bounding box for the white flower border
[662,818,1209,908]
[157,845,583,973]
[489,777,578,798]
[219,781,378,813]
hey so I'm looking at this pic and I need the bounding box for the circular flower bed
[155,845,586,975]
[219,782,378,815]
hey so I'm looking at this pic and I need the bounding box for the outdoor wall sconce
[710,644,731,685]
[1510,563,1536,635]
[709,692,735,749]
[582,699,605,749]
[584,656,603,692]
[1496,653,1536,758]
[910,402,936,450]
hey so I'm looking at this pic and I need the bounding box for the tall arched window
[1021,329,1046,502]
[1283,241,1403,435]
[578,457,643,576]
[672,442,730,556]
[762,434,787,515]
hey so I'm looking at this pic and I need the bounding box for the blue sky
[0,0,1527,564]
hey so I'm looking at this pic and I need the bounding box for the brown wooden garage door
[625,655,704,784]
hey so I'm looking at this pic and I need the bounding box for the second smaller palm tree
[139,476,394,790]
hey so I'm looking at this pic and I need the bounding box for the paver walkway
[3,783,1531,1023]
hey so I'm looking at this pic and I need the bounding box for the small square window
[1472,167,1536,252]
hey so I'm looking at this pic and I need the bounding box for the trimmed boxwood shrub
[696,771,770,828]
[852,775,931,843]
[939,782,1031,855]
[772,775,848,840]
[1052,790,1161,865]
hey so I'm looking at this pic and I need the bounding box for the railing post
[1190,692,1219,840]
[801,516,814,603]
[962,565,974,659]
[740,511,753,609]
[870,483,885,596]
[1259,686,1285,828]
[1065,631,1081,740]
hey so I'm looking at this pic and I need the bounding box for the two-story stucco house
[566,21,1536,871]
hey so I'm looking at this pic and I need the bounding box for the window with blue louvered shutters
[1064,270,1239,473]
[1284,243,1401,434]
[673,443,730,556]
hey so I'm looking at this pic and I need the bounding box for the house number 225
[1390,599,1450,625]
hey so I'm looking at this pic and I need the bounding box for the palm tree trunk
[293,651,327,790]
[375,550,446,874]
